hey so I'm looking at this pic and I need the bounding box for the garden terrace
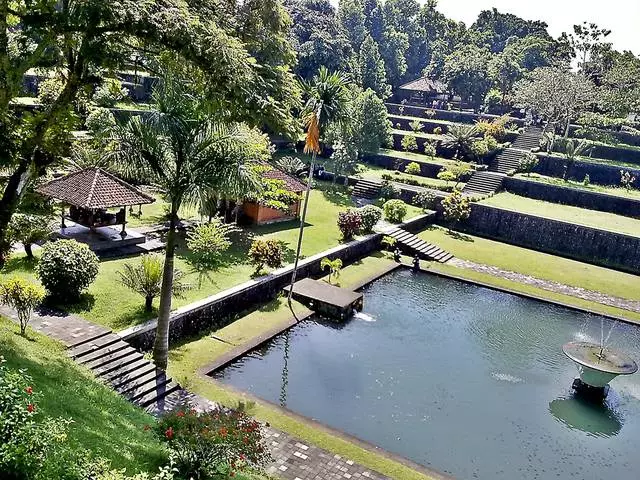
[512,173,640,200]
[533,153,640,186]
[385,102,525,126]
[388,113,519,141]
[359,169,465,193]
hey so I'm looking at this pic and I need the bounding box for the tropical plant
[381,235,397,250]
[7,214,53,258]
[413,191,438,211]
[109,66,267,368]
[92,78,128,108]
[423,142,437,159]
[437,162,469,188]
[358,205,383,233]
[409,119,424,133]
[186,219,235,268]
[249,239,284,274]
[441,124,480,160]
[275,156,306,177]
[117,254,189,312]
[517,153,539,176]
[35,240,99,302]
[321,257,343,285]
[404,162,421,175]
[561,139,593,180]
[337,210,362,240]
[383,199,408,223]
[401,135,418,152]
[0,278,45,335]
[583,174,591,186]
[85,108,117,137]
[433,126,443,135]
[442,189,471,231]
[621,170,637,191]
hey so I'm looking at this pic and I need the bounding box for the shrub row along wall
[503,177,640,217]
[388,115,518,142]
[121,214,435,350]
[444,203,640,273]
[553,143,640,166]
[385,103,525,126]
[534,154,640,187]
[362,153,473,182]
[569,125,640,148]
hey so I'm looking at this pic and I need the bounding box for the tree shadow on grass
[446,230,474,242]
[110,304,157,330]
[319,184,354,208]
[1,255,37,274]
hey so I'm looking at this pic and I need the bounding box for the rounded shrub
[383,199,408,223]
[404,162,421,176]
[358,205,382,233]
[85,107,116,136]
[36,240,99,301]
[249,239,283,273]
[413,191,437,211]
[337,210,362,240]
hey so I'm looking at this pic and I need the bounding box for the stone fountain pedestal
[563,341,637,400]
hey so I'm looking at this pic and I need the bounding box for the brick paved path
[0,304,403,480]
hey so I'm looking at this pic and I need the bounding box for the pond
[212,269,640,479]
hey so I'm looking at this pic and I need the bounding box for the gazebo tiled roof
[37,167,155,208]
[399,77,447,94]
[262,164,307,192]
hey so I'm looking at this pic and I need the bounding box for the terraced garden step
[84,346,141,371]
[134,381,181,408]
[76,340,130,364]
[101,358,152,383]
[124,372,173,401]
[93,351,144,376]
[115,369,165,394]
[69,333,122,359]
[110,363,159,390]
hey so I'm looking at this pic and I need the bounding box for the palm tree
[109,69,261,368]
[562,139,593,180]
[441,124,479,160]
[287,68,351,311]
[275,156,306,178]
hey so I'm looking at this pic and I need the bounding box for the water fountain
[563,341,637,399]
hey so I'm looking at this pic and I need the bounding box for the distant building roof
[398,77,447,94]
[261,163,307,192]
[37,167,155,208]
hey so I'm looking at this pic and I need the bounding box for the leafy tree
[330,138,358,184]
[470,8,553,53]
[441,189,471,231]
[364,0,386,44]
[118,254,189,313]
[337,210,362,240]
[321,257,343,285]
[110,67,267,369]
[358,205,383,233]
[337,0,366,53]
[409,119,424,133]
[380,28,409,89]
[442,44,493,110]
[517,153,539,176]
[383,199,408,223]
[0,0,299,267]
[441,124,480,160]
[413,190,437,211]
[187,220,235,268]
[249,239,284,273]
[437,162,469,188]
[401,135,418,152]
[489,48,524,101]
[560,139,593,180]
[351,89,392,155]
[600,52,640,117]
[0,278,45,335]
[570,22,612,79]
[513,67,595,137]
[7,214,53,258]
[358,35,391,99]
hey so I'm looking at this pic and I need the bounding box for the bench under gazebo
[37,167,155,251]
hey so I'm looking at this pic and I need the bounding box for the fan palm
[109,70,261,368]
[441,124,480,160]
[287,68,351,310]
[275,156,306,177]
[562,139,593,180]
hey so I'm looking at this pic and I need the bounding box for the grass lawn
[391,128,442,142]
[361,169,464,191]
[514,173,640,200]
[167,253,434,480]
[0,317,166,473]
[376,148,467,168]
[419,226,640,303]
[479,192,640,236]
[1,182,412,331]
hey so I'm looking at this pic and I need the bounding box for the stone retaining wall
[121,214,434,350]
[503,177,640,217]
[534,154,640,187]
[444,203,640,273]
[385,103,525,126]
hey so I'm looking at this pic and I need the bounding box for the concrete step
[123,371,172,400]
[110,363,159,390]
[92,351,144,376]
[134,381,181,408]
[101,358,152,383]
[76,340,130,365]
[69,333,122,360]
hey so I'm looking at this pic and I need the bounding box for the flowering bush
[383,200,408,223]
[358,205,382,233]
[155,408,271,479]
[248,239,283,273]
[337,210,362,240]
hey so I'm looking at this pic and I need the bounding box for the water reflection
[549,394,624,438]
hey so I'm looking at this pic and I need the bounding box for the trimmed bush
[401,135,418,152]
[337,210,362,240]
[413,191,438,211]
[249,239,283,273]
[383,199,408,223]
[442,189,471,230]
[358,205,382,233]
[404,162,421,175]
[35,240,99,301]
[379,180,399,200]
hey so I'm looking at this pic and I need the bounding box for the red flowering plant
[155,406,271,479]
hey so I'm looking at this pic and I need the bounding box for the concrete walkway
[0,304,394,480]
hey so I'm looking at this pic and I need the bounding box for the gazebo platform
[283,278,363,321]
[58,222,146,252]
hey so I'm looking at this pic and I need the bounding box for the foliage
[383,199,408,223]
[433,127,443,135]
[93,78,129,108]
[423,142,437,158]
[0,358,71,479]
[409,119,424,133]
[401,135,418,152]
[404,162,421,176]
[583,174,590,186]
[337,210,363,240]
[275,156,306,177]
[358,35,391,99]
[517,153,539,176]
[381,235,397,250]
[358,205,383,233]
[37,77,65,106]
[247,168,301,212]
[437,162,470,188]
[441,124,480,160]
[351,88,392,154]
[35,240,99,302]
[442,190,471,228]
[442,44,493,109]
[7,214,53,258]
[187,220,235,268]
[118,254,189,313]
[413,191,438,211]
[0,279,45,335]
[85,108,117,137]
[559,139,593,180]
[379,180,399,200]
[620,170,636,191]
[321,257,343,285]
[475,115,509,140]
[155,407,271,480]
[483,88,503,112]
[330,138,358,182]
[248,239,284,273]
[381,174,455,193]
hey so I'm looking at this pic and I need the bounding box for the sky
[329,0,640,56]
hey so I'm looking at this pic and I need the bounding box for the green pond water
[212,270,640,479]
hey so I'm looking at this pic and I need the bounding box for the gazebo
[37,167,155,250]
[396,76,456,108]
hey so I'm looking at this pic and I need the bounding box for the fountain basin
[563,341,637,388]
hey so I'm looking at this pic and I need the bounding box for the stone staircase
[68,331,182,411]
[353,178,381,199]
[489,149,526,174]
[462,171,505,196]
[385,227,453,263]
[511,126,543,150]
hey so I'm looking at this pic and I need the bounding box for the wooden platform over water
[284,278,363,321]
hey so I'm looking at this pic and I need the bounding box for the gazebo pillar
[120,207,127,239]
[60,206,67,229]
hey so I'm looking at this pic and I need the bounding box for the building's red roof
[37,167,155,208]
[262,164,306,192]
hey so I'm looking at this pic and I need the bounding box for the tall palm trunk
[152,202,178,369]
